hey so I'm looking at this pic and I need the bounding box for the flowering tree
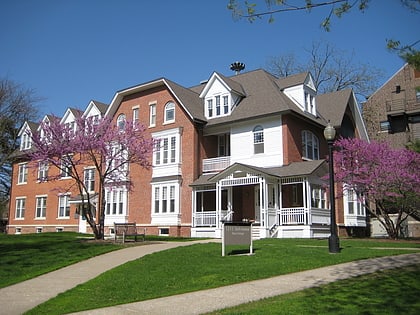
[29,114,154,239]
[333,137,420,239]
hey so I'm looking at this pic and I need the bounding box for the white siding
[230,117,283,167]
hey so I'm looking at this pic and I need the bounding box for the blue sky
[1,0,418,117]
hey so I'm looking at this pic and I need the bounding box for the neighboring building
[363,63,420,237]
[7,68,369,238]
[363,63,420,148]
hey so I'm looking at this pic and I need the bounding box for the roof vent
[230,61,245,75]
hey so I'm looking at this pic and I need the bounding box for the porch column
[216,182,221,229]
[259,177,266,227]
[306,181,311,225]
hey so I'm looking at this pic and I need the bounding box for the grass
[25,238,419,315]
[0,232,121,288]
[207,264,420,315]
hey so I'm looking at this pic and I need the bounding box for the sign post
[222,222,253,256]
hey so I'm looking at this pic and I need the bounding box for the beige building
[363,63,420,148]
[363,63,420,237]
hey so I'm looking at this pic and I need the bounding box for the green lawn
[207,265,420,315]
[0,232,120,288]
[25,238,420,315]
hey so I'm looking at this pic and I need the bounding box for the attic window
[206,95,231,119]
[117,114,126,130]
[164,102,175,123]
[20,132,31,151]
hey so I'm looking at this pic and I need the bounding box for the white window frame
[164,102,175,124]
[152,182,179,214]
[152,129,180,166]
[344,188,366,216]
[18,163,28,184]
[38,161,49,182]
[117,114,126,130]
[105,187,127,216]
[15,197,26,219]
[20,132,31,150]
[60,155,72,178]
[58,194,70,218]
[132,106,139,125]
[311,186,327,209]
[253,125,264,154]
[302,130,319,160]
[149,103,157,127]
[35,195,47,219]
[84,168,95,193]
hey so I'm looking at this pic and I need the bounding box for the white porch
[191,162,331,239]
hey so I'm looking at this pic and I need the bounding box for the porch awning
[190,160,327,186]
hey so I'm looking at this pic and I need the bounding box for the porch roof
[190,160,327,186]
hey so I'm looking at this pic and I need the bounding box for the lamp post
[324,122,340,253]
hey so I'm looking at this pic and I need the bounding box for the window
[105,188,126,216]
[38,161,49,182]
[416,87,420,102]
[15,198,26,219]
[311,186,326,209]
[149,103,156,127]
[164,102,175,123]
[302,130,319,160]
[18,163,28,184]
[84,168,95,192]
[36,196,47,218]
[223,96,229,114]
[207,99,213,118]
[20,132,31,150]
[380,121,391,132]
[345,189,365,216]
[36,227,43,233]
[117,114,126,130]
[153,184,178,214]
[61,156,72,178]
[304,92,315,114]
[154,135,178,165]
[253,125,264,154]
[215,96,221,116]
[132,107,139,125]
[218,134,230,156]
[58,195,70,218]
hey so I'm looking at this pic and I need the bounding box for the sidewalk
[0,240,215,315]
[0,241,419,315]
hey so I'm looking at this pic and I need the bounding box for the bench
[114,222,145,243]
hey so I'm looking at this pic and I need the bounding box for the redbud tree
[333,137,420,239]
[29,114,154,239]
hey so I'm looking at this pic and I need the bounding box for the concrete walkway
[0,241,419,315]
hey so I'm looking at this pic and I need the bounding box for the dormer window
[20,132,31,151]
[304,91,315,115]
[207,99,213,118]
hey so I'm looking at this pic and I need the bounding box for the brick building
[363,63,420,237]
[8,68,369,238]
[363,63,420,148]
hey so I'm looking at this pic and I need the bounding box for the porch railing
[202,156,231,173]
[193,210,227,227]
[278,207,308,225]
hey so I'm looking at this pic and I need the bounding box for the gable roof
[197,69,323,127]
[276,72,309,90]
[198,72,246,98]
[191,160,327,186]
[105,78,206,123]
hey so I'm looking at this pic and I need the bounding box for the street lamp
[324,122,340,253]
